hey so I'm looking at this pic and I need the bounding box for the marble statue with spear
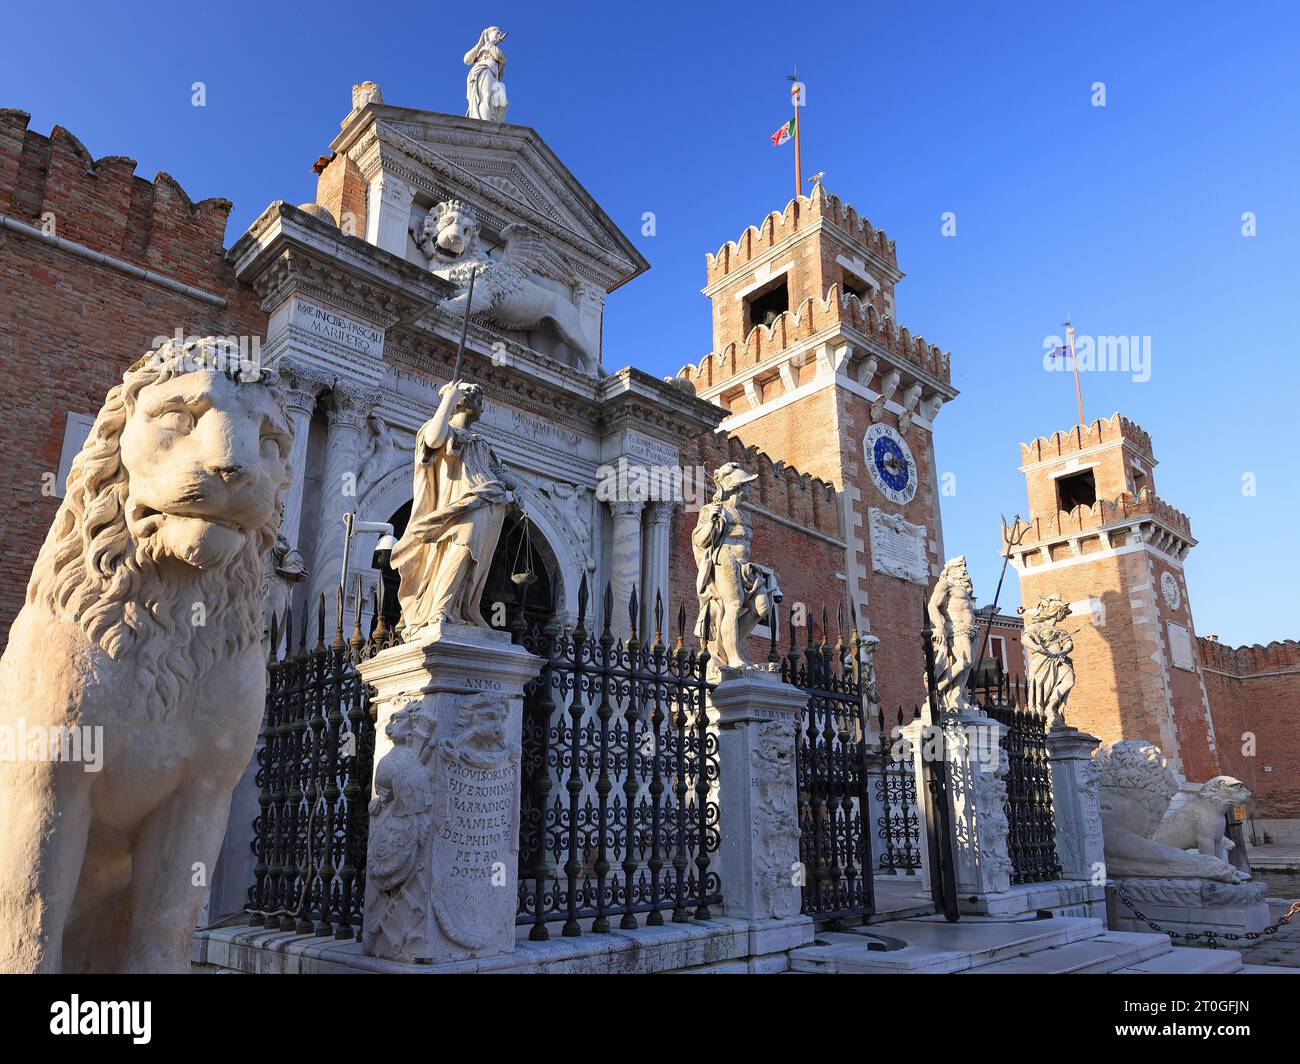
[390,269,518,634]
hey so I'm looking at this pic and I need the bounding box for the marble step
[1239,963,1300,974]
[790,916,1105,974]
[1114,947,1244,974]
[969,932,1172,974]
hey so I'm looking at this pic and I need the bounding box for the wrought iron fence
[246,583,398,938]
[516,578,721,940]
[875,705,922,874]
[973,674,1062,885]
[781,608,875,923]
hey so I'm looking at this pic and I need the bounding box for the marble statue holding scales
[390,379,515,635]
[692,462,776,670]
[1023,592,1076,730]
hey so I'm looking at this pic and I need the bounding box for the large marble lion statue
[1094,740,1248,884]
[0,338,294,972]
[412,198,598,375]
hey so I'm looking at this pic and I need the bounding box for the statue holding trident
[391,270,516,634]
[464,27,508,122]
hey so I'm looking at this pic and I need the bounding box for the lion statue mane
[0,338,294,972]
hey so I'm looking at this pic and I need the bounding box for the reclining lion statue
[1153,775,1252,864]
[1095,740,1249,884]
[0,339,294,972]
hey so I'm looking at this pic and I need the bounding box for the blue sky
[5,1,1297,645]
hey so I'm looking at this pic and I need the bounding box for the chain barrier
[1108,881,1300,950]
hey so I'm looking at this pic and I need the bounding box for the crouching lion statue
[1153,775,1252,865]
[1095,740,1249,884]
[0,339,294,972]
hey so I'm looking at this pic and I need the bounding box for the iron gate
[875,705,922,874]
[516,579,721,939]
[246,585,398,937]
[781,608,875,923]
[975,674,1062,884]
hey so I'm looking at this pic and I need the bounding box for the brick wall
[0,112,265,649]
[667,432,845,669]
[1200,638,1300,819]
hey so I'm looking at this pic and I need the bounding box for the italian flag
[770,117,796,147]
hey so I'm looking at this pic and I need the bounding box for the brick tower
[676,183,959,702]
[1007,413,1218,780]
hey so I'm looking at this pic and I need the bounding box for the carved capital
[644,500,676,529]
[608,500,644,520]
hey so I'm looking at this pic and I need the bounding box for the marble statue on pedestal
[0,339,294,972]
[692,463,776,669]
[464,27,508,122]
[927,556,977,712]
[413,200,599,375]
[1023,592,1076,729]
[390,380,515,635]
[1095,740,1249,883]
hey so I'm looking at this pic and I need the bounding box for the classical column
[1045,727,1104,881]
[710,670,814,957]
[640,501,674,635]
[608,500,644,638]
[307,389,369,619]
[278,382,318,553]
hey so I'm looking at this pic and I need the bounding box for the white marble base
[959,880,1106,918]
[358,630,542,966]
[193,915,805,975]
[1110,877,1271,938]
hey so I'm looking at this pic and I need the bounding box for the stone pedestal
[710,669,813,955]
[1045,727,1104,881]
[1110,877,1270,939]
[906,708,1012,906]
[358,624,541,965]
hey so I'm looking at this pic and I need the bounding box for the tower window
[745,276,789,331]
[841,269,870,304]
[1056,469,1097,512]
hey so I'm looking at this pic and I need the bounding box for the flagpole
[1066,318,1085,428]
[793,98,802,197]
[788,68,802,198]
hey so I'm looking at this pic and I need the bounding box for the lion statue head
[1197,775,1252,812]
[25,337,293,699]
[416,199,481,263]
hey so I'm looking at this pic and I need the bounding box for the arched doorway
[376,503,555,639]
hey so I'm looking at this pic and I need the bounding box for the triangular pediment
[336,106,647,290]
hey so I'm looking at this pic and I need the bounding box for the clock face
[864,423,917,505]
[1161,571,1181,611]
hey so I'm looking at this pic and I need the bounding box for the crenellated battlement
[1007,487,1193,548]
[0,110,234,291]
[1019,412,1154,466]
[676,284,950,393]
[688,431,839,537]
[705,183,897,285]
[1197,637,1300,676]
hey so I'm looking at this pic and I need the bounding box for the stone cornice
[597,368,727,445]
[229,201,451,324]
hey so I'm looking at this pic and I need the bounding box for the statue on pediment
[413,199,599,376]
[464,27,508,123]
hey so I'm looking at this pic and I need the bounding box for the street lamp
[339,512,398,618]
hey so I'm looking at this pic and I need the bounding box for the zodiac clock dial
[1161,571,1181,611]
[864,423,917,505]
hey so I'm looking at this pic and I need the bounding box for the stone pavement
[1177,897,1300,969]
